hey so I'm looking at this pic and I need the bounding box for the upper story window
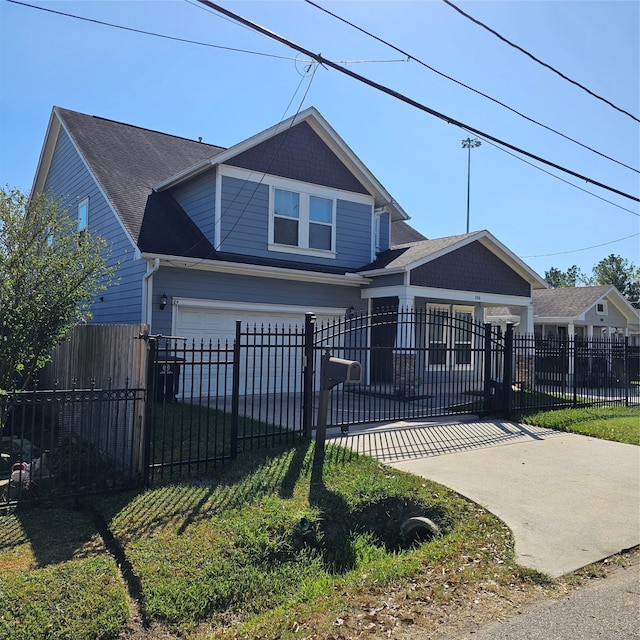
[271,186,335,255]
[78,197,89,231]
[595,301,608,315]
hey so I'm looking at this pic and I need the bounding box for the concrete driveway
[327,418,640,577]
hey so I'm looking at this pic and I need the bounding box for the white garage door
[172,299,345,397]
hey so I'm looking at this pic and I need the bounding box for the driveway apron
[327,419,640,578]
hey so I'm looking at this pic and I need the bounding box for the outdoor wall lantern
[159,291,168,310]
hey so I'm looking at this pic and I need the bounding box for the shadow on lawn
[3,503,102,568]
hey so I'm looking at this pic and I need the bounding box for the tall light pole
[462,137,481,233]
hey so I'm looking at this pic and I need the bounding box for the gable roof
[486,285,640,324]
[532,285,639,321]
[358,229,548,288]
[33,106,411,259]
[33,107,225,246]
[391,220,428,245]
[154,106,409,222]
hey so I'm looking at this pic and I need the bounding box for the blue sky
[1,0,638,280]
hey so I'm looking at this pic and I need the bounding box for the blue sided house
[32,106,547,384]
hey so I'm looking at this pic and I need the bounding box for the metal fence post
[482,323,493,414]
[503,323,514,418]
[624,336,630,407]
[302,312,316,440]
[142,333,157,487]
[230,321,241,459]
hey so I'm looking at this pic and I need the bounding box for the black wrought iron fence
[510,333,640,413]
[312,309,498,427]
[4,314,637,504]
[1,382,144,506]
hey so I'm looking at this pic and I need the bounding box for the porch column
[519,303,534,335]
[394,294,416,395]
[515,303,535,389]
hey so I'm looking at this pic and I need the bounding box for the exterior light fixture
[159,291,168,310]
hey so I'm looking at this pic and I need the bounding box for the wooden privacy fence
[1,325,148,506]
[38,324,148,389]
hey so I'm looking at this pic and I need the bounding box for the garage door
[172,299,345,397]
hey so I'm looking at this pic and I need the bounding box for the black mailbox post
[315,349,361,447]
[323,356,362,389]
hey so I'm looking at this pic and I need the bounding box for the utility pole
[462,137,481,233]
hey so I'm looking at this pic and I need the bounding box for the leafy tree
[545,254,639,309]
[586,254,640,308]
[0,187,113,390]
[544,265,586,288]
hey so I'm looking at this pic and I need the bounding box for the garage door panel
[174,303,342,398]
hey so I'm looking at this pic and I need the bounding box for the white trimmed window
[595,301,608,315]
[78,197,89,231]
[271,186,335,255]
[426,304,475,369]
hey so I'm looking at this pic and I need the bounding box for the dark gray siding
[219,176,374,270]
[43,127,145,323]
[227,121,368,194]
[170,170,216,247]
[410,242,531,297]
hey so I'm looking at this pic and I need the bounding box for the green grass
[512,405,640,445]
[1,404,636,638]
[89,441,540,638]
[0,505,129,640]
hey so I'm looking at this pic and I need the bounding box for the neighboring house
[32,106,548,383]
[486,285,640,344]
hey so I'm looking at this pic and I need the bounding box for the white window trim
[78,196,89,231]
[595,300,608,315]
[217,165,374,257]
[374,211,381,254]
[268,183,336,257]
[426,303,476,371]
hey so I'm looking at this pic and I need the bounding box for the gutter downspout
[142,258,160,327]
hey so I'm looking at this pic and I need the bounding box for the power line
[303,0,638,175]
[168,62,321,266]
[442,0,640,124]
[471,130,639,217]
[522,232,640,258]
[198,0,639,205]
[5,0,406,65]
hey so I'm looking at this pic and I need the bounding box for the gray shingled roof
[56,107,426,261]
[391,220,427,245]
[56,107,225,247]
[359,232,474,271]
[532,286,614,318]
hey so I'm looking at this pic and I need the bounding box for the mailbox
[323,356,362,390]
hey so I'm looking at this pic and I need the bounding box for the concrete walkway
[327,418,640,577]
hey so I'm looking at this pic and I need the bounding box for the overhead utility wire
[470,130,639,216]
[197,1,639,205]
[304,0,638,175]
[6,0,403,65]
[522,232,640,258]
[442,0,640,124]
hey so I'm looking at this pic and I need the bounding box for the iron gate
[145,309,508,482]
[145,308,638,482]
[311,308,506,429]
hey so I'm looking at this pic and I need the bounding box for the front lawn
[512,405,640,445]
